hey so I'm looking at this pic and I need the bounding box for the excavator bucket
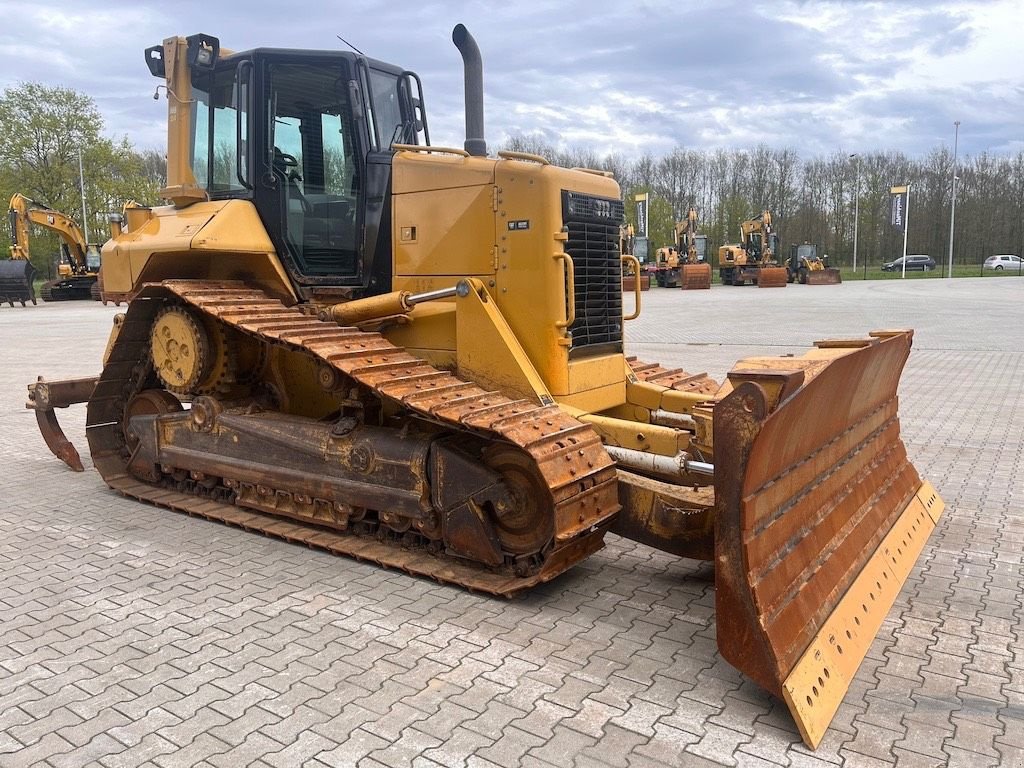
[806,268,842,285]
[681,263,712,290]
[712,330,943,748]
[0,259,37,306]
[757,266,789,287]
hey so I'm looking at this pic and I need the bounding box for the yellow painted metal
[391,160,495,280]
[496,150,550,165]
[781,480,944,749]
[384,302,457,367]
[100,200,296,304]
[553,252,576,329]
[102,314,126,366]
[623,376,713,416]
[660,388,717,413]
[579,413,689,455]
[455,278,550,403]
[158,36,208,206]
[565,354,625,403]
[150,307,209,391]
[391,150,622,402]
[621,255,641,319]
[323,291,411,325]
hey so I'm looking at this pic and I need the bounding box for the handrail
[553,252,576,329]
[392,143,470,157]
[570,167,614,178]
[497,150,550,165]
[621,255,641,320]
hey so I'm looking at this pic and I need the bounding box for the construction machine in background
[676,207,712,290]
[620,222,650,291]
[25,26,943,749]
[7,194,103,302]
[718,210,788,287]
[786,242,842,285]
[651,208,710,289]
[0,253,37,307]
[651,244,682,287]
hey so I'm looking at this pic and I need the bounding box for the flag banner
[890,185,908,231]
[634,193,649,237]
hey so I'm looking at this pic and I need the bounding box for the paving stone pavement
[1,277,1021,768]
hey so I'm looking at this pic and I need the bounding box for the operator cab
[146,34,429,296]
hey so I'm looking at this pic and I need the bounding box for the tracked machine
[7,194,103,302]
[718,210,788,287]
[27,27,943,748]
[2,195,40,306]
[676,207,712,290]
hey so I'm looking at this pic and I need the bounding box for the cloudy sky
[0,0,1018,160]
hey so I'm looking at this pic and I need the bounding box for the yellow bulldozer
[718,210,789,287]
[26,27,943,749]
[5,193,103,303]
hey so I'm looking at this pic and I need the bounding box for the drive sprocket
[150,305,229,395]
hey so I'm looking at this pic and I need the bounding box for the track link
[86,281,621,595]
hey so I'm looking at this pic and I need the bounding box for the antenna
[336,35,365,56]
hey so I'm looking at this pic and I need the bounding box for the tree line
[0,82,166,276]
[502,136,1024,267]
[3,80,1020,275]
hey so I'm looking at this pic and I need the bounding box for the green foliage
[500,134,1024,269]
[0,82,163,275]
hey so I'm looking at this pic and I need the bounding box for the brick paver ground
[1,277,1021,767]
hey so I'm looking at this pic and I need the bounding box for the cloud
[0,0,1018,159]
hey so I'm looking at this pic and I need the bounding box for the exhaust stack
[452,24,486,157]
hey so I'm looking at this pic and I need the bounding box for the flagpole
[901,183,911,279]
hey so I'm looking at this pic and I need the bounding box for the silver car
[983,254,1022,271]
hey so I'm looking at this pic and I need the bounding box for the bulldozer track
[626,357,720,396]
[86,281,620,596]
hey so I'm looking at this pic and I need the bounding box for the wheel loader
[786,242,842,285]
[26,26,943,749]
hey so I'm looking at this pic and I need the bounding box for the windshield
[266,61,362,277]
[190,65,249,193]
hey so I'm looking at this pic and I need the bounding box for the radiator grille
[562,191,624,356]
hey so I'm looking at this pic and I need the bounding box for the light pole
[849,153,860,274]
[947,121,960,279]
[77,147,89,243]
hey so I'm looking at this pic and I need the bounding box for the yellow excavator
[676,206,712,290]
[6,193,102,302]
[718,210,788,287]
[652,208,709,289]
[26,27,943,749]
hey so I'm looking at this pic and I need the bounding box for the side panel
[100,200,297,304]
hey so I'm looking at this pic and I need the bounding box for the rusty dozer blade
[681,263,712,290]
[712,330,943,748]
[26,376,99,471]
[757,266,788,287]
[806,268,842,285]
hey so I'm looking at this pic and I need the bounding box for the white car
[984,254,1022,271]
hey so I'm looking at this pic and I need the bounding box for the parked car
[983,254,1022,271]
[882,254,936,272]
